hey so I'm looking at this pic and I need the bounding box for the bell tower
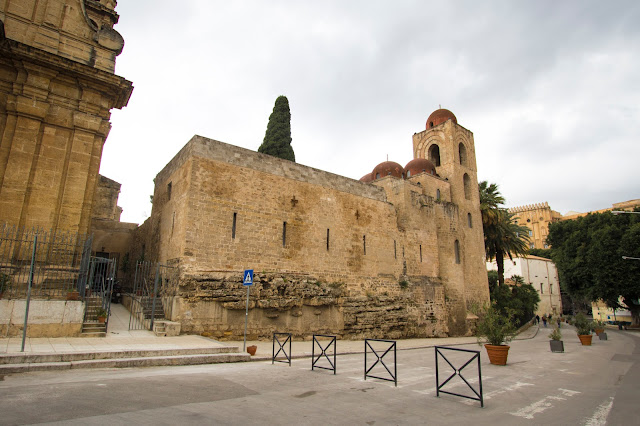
[412,108,488,317]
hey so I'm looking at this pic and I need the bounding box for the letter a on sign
[243,269,254,286]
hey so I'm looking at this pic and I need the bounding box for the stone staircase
[81,296,107,337]
[0,346,250,374]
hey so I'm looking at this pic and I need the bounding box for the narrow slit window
[326,229,330,251]
[232,212,237,239]
[394,240,397,259]
[363,235,366,255]
[467,213,473,228]
[420,245,423,262]
[540,283,544,294]
[283,222,287,247]
[167,182,172,200]
[454,240,461,264]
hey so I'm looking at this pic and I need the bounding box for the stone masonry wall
[140,136,489,339]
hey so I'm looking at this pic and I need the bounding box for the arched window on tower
[428,144,441,167]
[463,173,471,200]
[459,143,467,166]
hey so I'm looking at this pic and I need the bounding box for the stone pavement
[0,300,539,361]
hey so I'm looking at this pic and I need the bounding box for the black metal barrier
[312,334,336,374]
[435,346,483,407]
[272,332,292,366]
[364,339,397,387]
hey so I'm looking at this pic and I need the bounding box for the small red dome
[359,173,373,183]
[405,158,436,177]
[372,161,404,180]
[426,108,457,129]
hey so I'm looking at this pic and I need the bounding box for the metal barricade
[272,332,292,366]
[364,339,397,386]
[435,346,483,407]
[312,334,336,374]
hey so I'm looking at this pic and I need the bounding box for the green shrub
[474,303,517,346]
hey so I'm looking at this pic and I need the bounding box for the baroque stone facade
[0,0,132,235]
[509,202,562,249]
[134,109,490,339]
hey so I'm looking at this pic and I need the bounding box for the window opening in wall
[436,189,441,201]
[463,173,471,200]
[394,240,397,259]
[420,245,423,262]
[528,230,533,236]
[363,235,366,255]
[540,283,544,294]
[428,144,441,167]
[167,182,172,200]
[550,284,553,294]
[326,229,330,251]
[458,143,467,166]
[283,222,287,247]
[232,212,237,239]
[375,173,380,179]
[454,240,460,264]
[467,212,472,228]
[406,170,411,178]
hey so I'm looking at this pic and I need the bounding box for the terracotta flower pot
[97,316,106,324]
[247,345,257,356]
[578,334,592,346]
[66,291,80,301]
[594,328,604,336]
[484,344,510,365]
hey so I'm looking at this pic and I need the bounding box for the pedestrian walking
[542,315,548,327]
[536,314,540,324]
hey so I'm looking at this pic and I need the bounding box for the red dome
[359,173,373,183]
[372,161,404,180]
[405,158,436,177]
[426,108,457,129]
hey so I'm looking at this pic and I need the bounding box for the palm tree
[479,182,531,286]
[479,181,505,228]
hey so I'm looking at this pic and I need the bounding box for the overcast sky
[101,0,640,224]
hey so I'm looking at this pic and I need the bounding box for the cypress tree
[258,95,295,162]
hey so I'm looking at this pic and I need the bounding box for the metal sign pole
[244,285,250,352]
[242,269,253,352]
[21,233,38,352]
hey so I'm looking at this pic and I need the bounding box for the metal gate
[128,261,178,331]
[83,256,116,329]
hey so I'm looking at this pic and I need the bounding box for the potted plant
[474,304,516,365]
[96,307,108,323]
[573,313,594,346]
[66,288,80,301]
[549,326,564,353]
[593,320,605,336]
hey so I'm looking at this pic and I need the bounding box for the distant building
[487,255,563,317]
[562,199,640,221]
[508,203,562,250]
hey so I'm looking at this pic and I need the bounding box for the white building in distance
[487,255,563,317]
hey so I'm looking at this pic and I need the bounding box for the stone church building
[132,108,490,339]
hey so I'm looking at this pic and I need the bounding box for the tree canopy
[547,211,640,324]
[479,181,531,286]
[258,95,295,162]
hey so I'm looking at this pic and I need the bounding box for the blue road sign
[243,269,254,286]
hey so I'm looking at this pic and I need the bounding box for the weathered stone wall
[0,299,84,337]
[173,272,448,340]
[92,174,122,221]
[138,130,489,339]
